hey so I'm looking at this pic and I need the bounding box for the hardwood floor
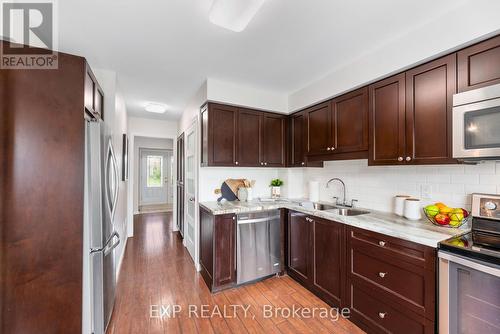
[107,212,364,334]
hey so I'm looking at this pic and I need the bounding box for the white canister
[246,187,253,201]
[394,195,411,216]
[238,188,248,202]
[271,186,281,198]
[309,181,320,202]
[404,198,422,220]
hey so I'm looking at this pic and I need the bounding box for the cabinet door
[332,87,368,153]
[458,35,500,92]
[200,105,209,166]
[369,74,406,165]
[262,113,286,167]
[406,55,456,164]
[199,209,214,282]
[290,111,306,167]
[236,109,261,167]
[307,102,333,155]
[84,71,95,115]
[214,214,236,287]
[288,211,311,283]
[209,104,237,166]
[313,217,343,307]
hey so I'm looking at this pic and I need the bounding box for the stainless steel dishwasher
[237,210,281,284]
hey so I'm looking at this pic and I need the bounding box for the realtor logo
[0,0,58,69]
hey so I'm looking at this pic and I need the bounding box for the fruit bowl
[423,207,471,228]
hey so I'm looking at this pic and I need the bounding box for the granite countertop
[199,198,470,248]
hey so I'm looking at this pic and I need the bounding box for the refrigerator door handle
[105,139,120,222]
[90,231,120,255]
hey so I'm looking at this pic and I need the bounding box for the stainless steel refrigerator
[83,119,121,334]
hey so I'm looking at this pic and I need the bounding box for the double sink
[310,202,370,216]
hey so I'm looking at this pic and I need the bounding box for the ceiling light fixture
[145,102,167,114]
[209,0,267,32]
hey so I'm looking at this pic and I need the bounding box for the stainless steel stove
[438,193,500,334]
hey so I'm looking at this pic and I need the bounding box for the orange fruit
[440,206,453,215]
[435,202,446,210]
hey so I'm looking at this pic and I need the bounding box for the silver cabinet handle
[264,162,267,166]
[235,161,239,165]
[189,197,195,202]
[378,312,387,319]
[301,162,305,166]
[379,272,387,278]
[331,147,335,150]
[260,162,264,166]
[379,241,386,247]
[327,147,331,151]
[406,156,412,162]
[397,157,403,162]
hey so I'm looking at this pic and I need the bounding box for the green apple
[425,205,440,217]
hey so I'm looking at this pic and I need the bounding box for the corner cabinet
[369,55,457,165]
[288,111,323,167]
[200,102,286,167]
[199,207,236,292]
[84,65,104,120]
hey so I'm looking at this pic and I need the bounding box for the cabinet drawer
[349,227,435,269]
[352,248,425,310]
[350,283,433,334]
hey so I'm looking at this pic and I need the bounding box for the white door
[184,122,197,261]
[140,149,169,205]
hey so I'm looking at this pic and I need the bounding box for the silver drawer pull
[379,272,387,278]
[378,241,386,247]
[378,312,387,319]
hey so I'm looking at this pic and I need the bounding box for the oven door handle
[439,251,500,276]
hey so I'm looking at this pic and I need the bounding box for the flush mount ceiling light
[209,0,267,32]
[145,102,167,113]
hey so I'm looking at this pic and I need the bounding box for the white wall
[133,136,174,211]
[199,167,282,202]
[284,160,500,213]
[179,81,207,134]
[127,117,178,237]
[207,78,288,113]
[93,69,129,277]
[289,1,500,111]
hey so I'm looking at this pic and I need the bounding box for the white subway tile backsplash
[295,160,499,213]
[451,174,479,185]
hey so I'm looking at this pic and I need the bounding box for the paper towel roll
[309,181,319,202]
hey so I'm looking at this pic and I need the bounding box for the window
[147,155,163,187]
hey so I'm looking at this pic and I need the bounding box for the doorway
[138,148,173,213]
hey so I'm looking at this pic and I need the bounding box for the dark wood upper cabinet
[332,87,369,154]
[406,54,456,164]
[290,111,306,166]
[201,103,237,166]
[201,103,286,167]
[84,66,104,120]
[312,216,344,307]
[369,73,406,165]
[236,109,261,167]
[262,113,286,167]
[306,102,332,155]
[458,35,500,92]
[287,211,312,284]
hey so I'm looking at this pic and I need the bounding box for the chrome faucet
[326,178,357,207]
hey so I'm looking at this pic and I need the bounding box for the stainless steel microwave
[453,83,500,161]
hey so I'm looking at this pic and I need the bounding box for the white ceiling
[58,0,467,120]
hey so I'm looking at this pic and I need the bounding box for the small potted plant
[270,179,284,198]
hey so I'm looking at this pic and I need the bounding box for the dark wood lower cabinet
[285,210,437,334]
[312,216,344,307]
[287,211,312,284]
[199,207,236,291]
